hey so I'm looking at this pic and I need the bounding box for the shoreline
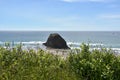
[1,43,120,57]
[44,48,71,58]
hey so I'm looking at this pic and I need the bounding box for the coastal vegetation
[0,44,120,80]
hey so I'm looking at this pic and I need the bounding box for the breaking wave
[0,41,120,54]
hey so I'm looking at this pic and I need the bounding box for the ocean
[0,31,120,53]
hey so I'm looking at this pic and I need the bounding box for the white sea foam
[89,43,104,46]
[67,42,104,47]
[110,48,120,54]
[14,41,45,45]
[67,42,81,45]
[0,41,120,54]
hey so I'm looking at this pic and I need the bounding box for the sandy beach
[44,48,71,59]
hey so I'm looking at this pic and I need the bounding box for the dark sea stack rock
[43,33,70,49]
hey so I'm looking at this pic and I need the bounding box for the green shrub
[0,47,76,80]
[67,43,120,80]
[0,44,120,80]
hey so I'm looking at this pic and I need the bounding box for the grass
[0,43,120,80]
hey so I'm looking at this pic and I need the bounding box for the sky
[0,0,120,31]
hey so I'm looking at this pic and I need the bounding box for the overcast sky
[0,0,120,31]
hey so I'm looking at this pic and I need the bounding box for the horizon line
[0,30,120,32]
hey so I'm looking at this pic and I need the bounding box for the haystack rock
[43,33,70,49]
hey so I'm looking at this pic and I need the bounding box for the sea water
[0,31,120,53]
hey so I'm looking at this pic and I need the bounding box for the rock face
[43,33,70,49]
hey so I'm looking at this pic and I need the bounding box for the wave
[0,41,120,54]
[0,41,45,45]
[0,41,104,46]
[16,41,45,45]
[67,42,120,54]
[0,41,113,48]
[67,42,104,47]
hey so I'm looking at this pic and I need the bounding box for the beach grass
[0,44,120,80]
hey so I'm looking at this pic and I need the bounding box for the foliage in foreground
[0,44,120,80]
